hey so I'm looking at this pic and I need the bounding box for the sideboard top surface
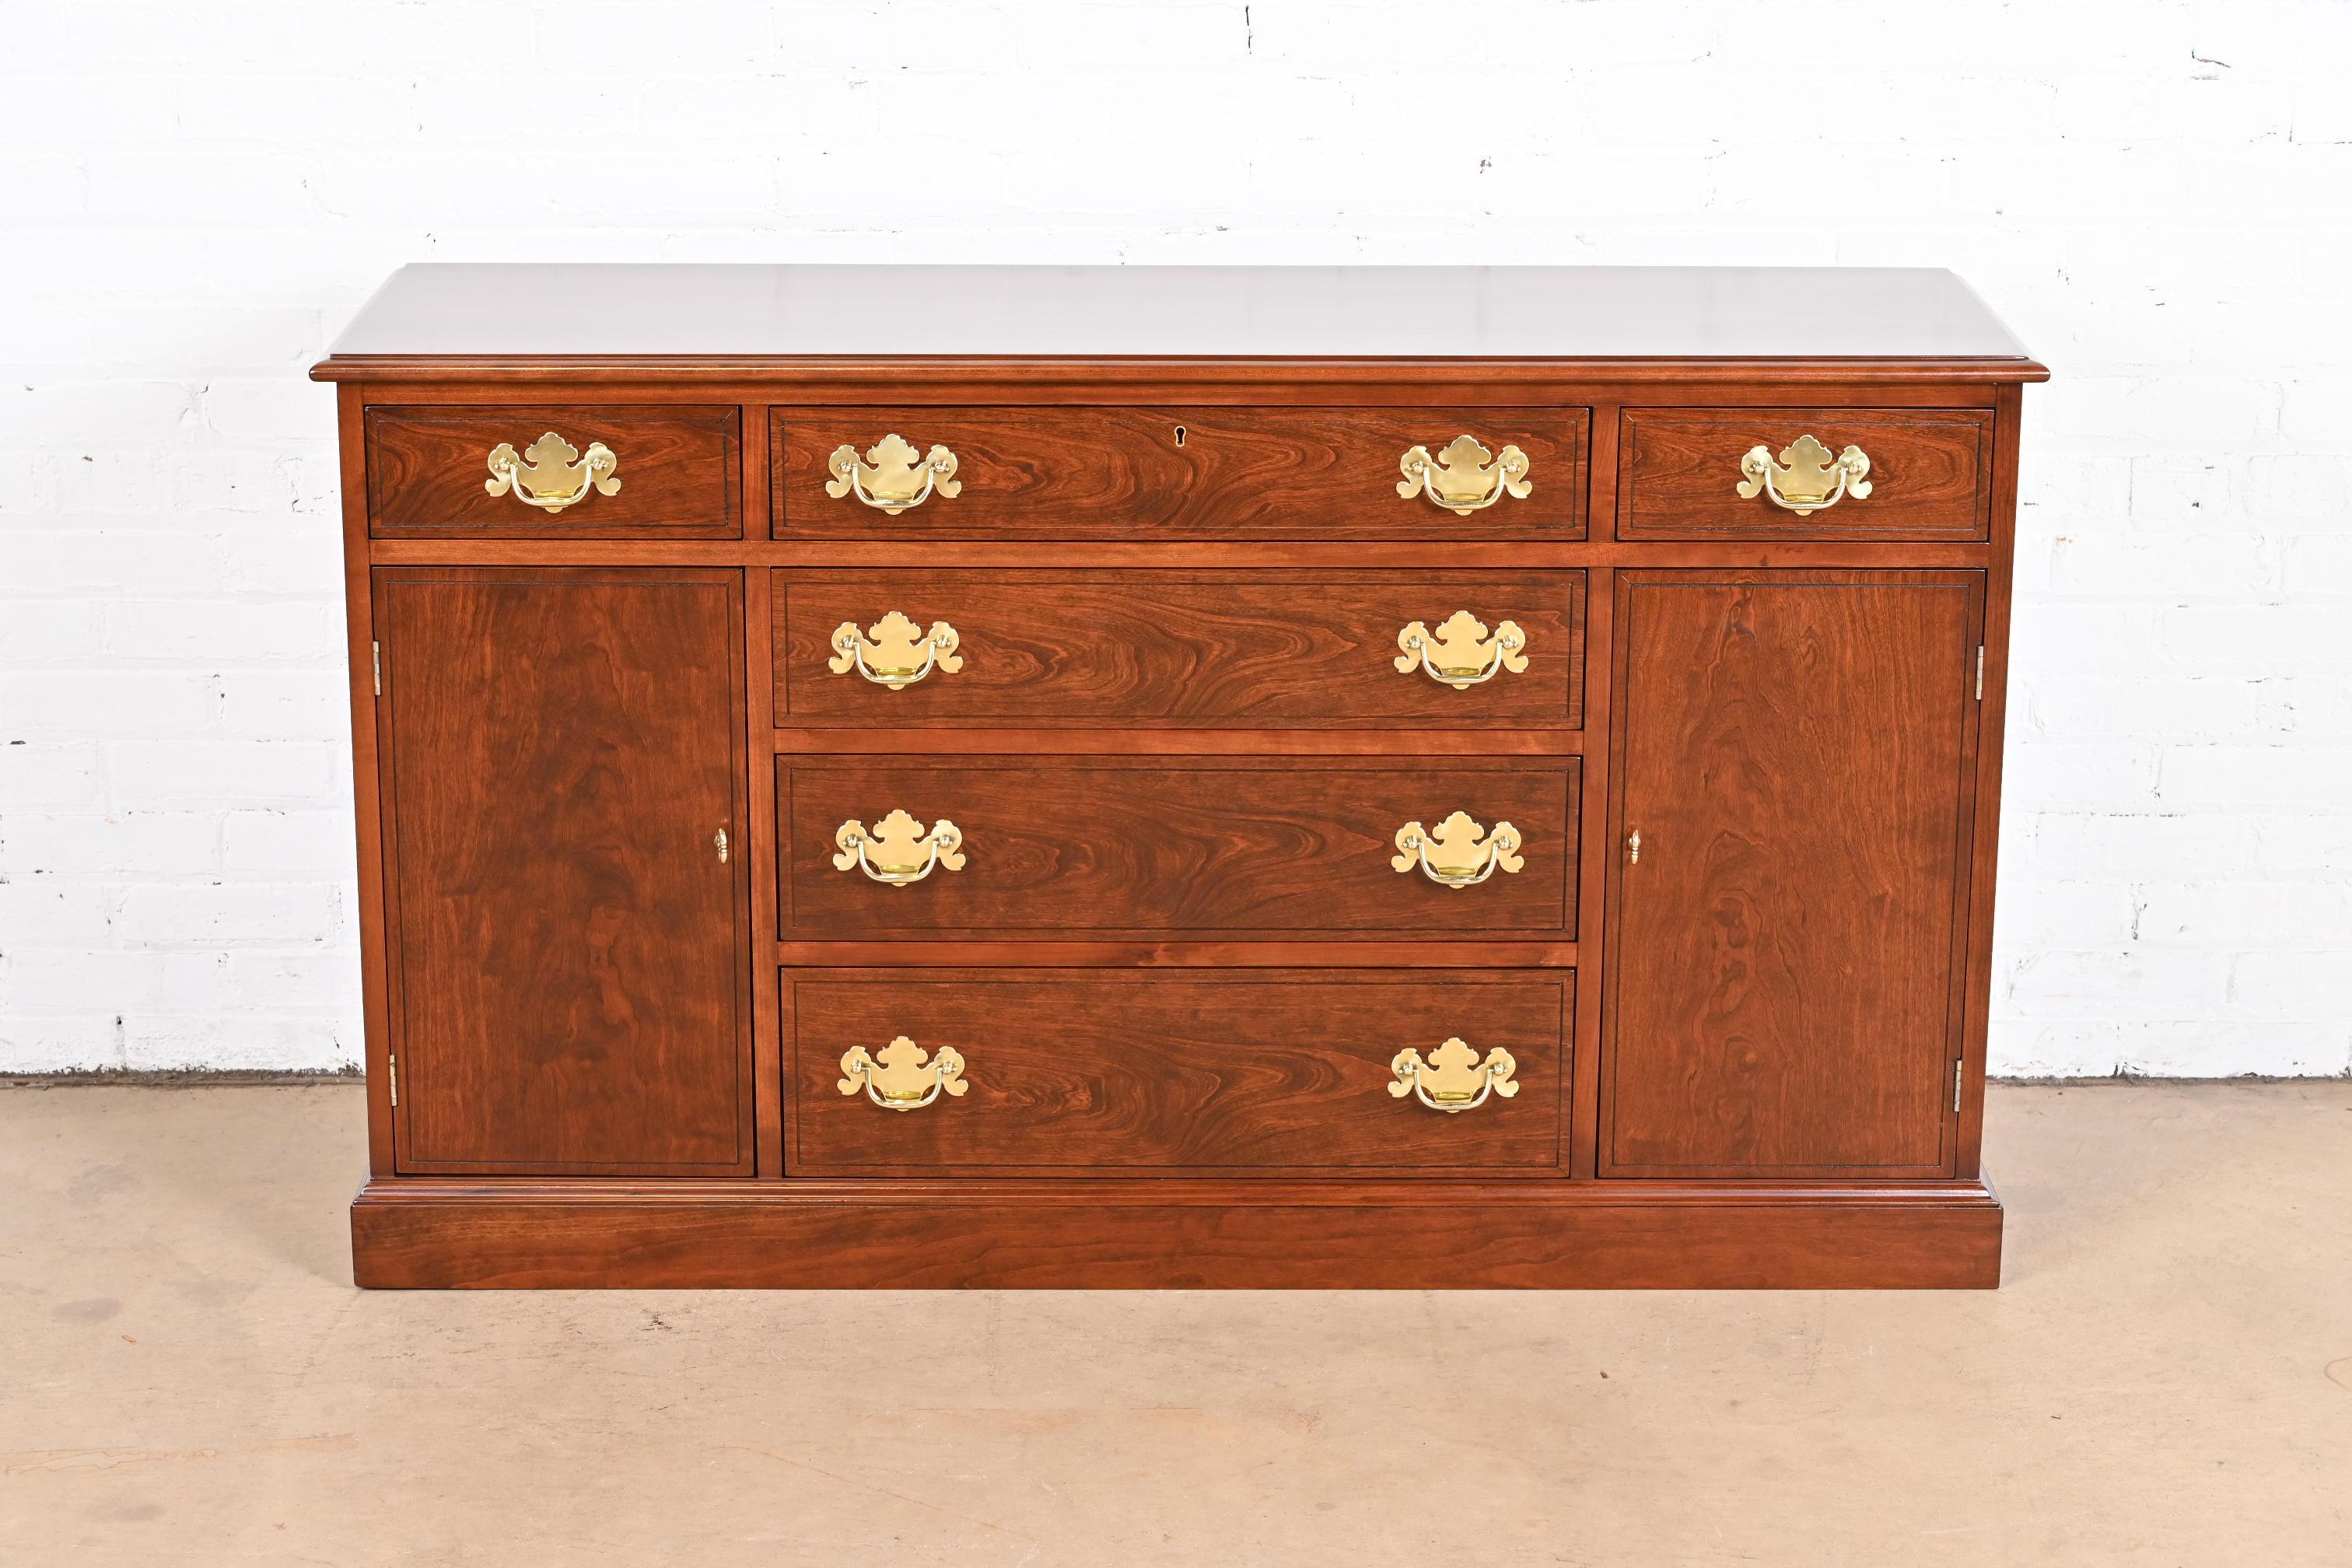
[315,264,2042,376]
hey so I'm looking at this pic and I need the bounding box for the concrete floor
[1,1085,2347,1566]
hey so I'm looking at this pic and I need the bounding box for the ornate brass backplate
[1396,435,1533,516]
[1395,611,1529,688]
[1390,1037,1518,1113]
[825,433,962,514]
[483,432,621,514]
[1736,434,1873,516]
[829,611,964,690]
[838,1035,968,1111]
[1392,810,1524,888]
[833,809,967,886]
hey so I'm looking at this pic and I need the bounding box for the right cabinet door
[1604,570,1983,1178]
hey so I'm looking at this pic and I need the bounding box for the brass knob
[838,1036,968,1111]
[833,810,965,887]
[825,434,961,514]
[1737,435,1872,516]
[1396,435,1531,516]
[1396,611,1528,689]
[1391,812,1523,889]
[484,432,620,514]
[829,611,963,690]
[1390,1037,1518,1113]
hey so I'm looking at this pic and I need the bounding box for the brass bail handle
[838,1036,968,1111]
[1396,611,1529,689]
[832,810,966,887]
[829,611,964,690]
[1397,435,1532,516]
[826,434,962,514]
[1390,1037,1519,1113]
[1737,434,1872,516]
[484,432,621,514]
[1392,812,1524,889]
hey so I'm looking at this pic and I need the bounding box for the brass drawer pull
[1396,435,1531,516]
[1396,611,1528,689]
[830,611,964,690]
[483,432,620,514]
[1391,811,1523,888]
[826,434,962,515]
[1390,1037,1518,1113]
[833,810,965,887]
[839,1036,968,1111]
[1737,434,1872,516]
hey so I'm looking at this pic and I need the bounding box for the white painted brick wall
[2,0,2347,1077]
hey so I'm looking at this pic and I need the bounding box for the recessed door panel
[376,569,751,1174]
[1604,570,1981,1178]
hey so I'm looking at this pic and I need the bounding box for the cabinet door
[1603,570,1982,1178]
[375,569,750,1174]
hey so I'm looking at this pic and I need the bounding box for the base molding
[349,1174,2003,1289]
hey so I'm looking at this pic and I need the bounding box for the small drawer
[1618,408,1992,540]
[788,968,1570,1174]
[776,569,1584,729]
[366,405,740,537]
[772,406,1587,540]
[779,755,1577,942]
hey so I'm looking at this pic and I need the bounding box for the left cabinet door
[373,569,751,1174]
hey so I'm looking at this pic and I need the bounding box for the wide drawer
[366,404,740,537]
[772,406,1587,539]
[787,968,1570,1174]
[1617,408,1992,540]
[776,569,1584,729]
[779,756,1578,940]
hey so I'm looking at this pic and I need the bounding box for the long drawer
[776,569,1584,729]
[787,968,1570,1174]
[772,406,1587,540]
[778,756,1578,941]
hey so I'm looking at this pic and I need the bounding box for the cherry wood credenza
[313,264,2044,1288]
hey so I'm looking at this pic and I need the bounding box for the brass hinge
[1954,1059,1964,1114]
[372,640,382,697]
[1974,645,1984,701]
[387,1052,398,1108]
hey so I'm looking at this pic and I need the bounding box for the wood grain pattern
[366,404,740,537]
[375,569,751,1174]
[1618,408,1992,540]
[778,755,1578,941]
[773,405,1587,540]
[775,569,1584,729]
[1603,569,1982,1178]
[786,968,1569,1174]
[348,1174,2005,1289]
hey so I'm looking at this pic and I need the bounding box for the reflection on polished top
[318,264,2040,366]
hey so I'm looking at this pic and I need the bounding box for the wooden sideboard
[313,264,2045,1288]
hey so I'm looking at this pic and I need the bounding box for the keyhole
[1174,425,1187,446]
